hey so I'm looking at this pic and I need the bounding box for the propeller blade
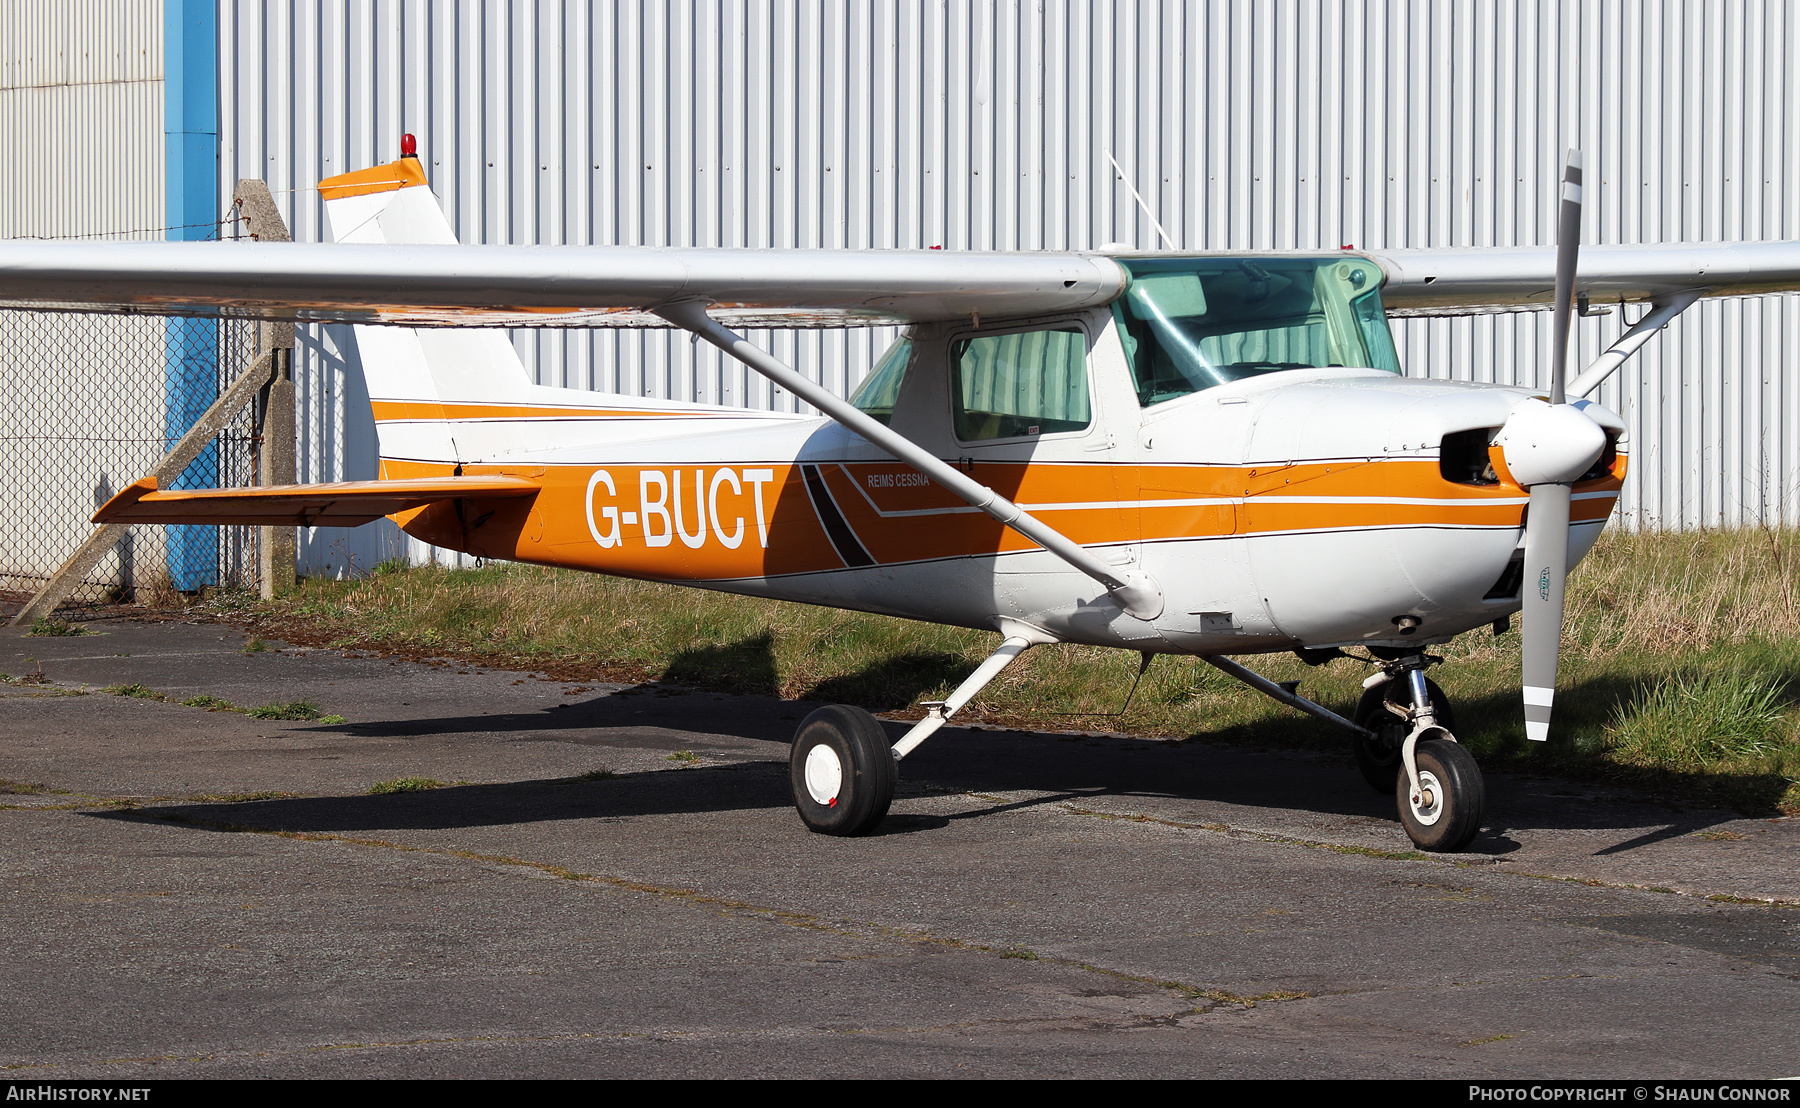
[1521,482,1572,742]
[1549,149,1583,405]
[1518,148,1584,743]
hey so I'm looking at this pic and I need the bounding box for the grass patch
[367,777,446,795]
[103,683,163,700]
[228,529,1800,814]
[0,779,50,795]
[1194,988,1310,1009]
[665,750,701,765]
[27,619,87,637]
[85,687,343,723]
[1459,1034,1517,1048]
[1604,667,1788,771]
[246,700,323,721]
[241,637,268,654]
[180,694,238,710]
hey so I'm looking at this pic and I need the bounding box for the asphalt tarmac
[1,618,1796,1079]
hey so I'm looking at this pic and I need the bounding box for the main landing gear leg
[787,635,1033,837]
[1357,655,1484,853]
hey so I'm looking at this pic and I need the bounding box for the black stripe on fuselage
[800,463,876,568]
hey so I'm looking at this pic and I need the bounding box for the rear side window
[850,337,912,425]
[951,327,1091,442]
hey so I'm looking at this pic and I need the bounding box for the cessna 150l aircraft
[3,145,1798,852]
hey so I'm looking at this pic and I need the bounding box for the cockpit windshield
[1112,256,1401,407]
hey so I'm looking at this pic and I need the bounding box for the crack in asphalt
[1052,801,1800,906]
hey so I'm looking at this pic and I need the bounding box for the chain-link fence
[0,310,263,613]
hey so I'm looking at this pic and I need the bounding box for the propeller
[1496,150,1609,743]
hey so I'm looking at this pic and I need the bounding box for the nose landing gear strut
[1212,650,1486,853]
[1353,654,1485,853]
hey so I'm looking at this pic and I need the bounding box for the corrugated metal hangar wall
[0,1,173,597]
[7,1,1800,579]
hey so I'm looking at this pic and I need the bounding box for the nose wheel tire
[1395,737,1484,852]
[789,704,896,836]
[1351,677,1456,794]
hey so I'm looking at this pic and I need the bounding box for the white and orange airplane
[3,145,1798,851]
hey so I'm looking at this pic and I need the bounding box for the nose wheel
[1395,737,1484,852]
[1351,656,1483,852]
[788,704,896,836]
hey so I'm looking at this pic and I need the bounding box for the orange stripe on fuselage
[374,452,1625,584]
[369,400,740,423]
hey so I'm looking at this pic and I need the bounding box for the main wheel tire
[1395,737,1484,853]
[1351,677,1456,794]
[789,704,896,837]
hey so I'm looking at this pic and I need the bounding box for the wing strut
[1568,289,1701,399]
[654,299,1163,620]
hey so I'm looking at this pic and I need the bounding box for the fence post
[234,180,295,599]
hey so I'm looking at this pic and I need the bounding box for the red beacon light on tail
[400,133,418,159]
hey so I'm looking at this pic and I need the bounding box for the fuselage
[373,254,1627,657]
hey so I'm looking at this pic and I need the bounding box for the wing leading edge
[7,238,1800,328]
[1367,241,1800,316]
[0,240,1127,329]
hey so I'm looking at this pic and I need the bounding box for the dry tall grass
[246,529,1800,813]
[1569,529,1800,655]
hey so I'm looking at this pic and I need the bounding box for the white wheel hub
[803,743,844,806]
[1409,768,1445,826]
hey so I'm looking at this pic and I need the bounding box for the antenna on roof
[1104,150,1176,251]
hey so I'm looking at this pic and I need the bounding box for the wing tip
[92,476,159,523]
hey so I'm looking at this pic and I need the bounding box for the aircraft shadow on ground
[660,631,780,696]
[662,630,981,711]
[86,766,1095,840]
[89,761,801,835]
[81,702,1745,856]
[85,632,1766,849]
[1447,669,1797,821]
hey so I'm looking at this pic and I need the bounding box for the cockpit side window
[1113,256,1401,407]
[850,336,913,425]
[951,326,1091,442]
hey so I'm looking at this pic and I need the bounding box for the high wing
[0,240,1125,329]
[3,238,1800,328]
[1369,242,1800,316]
[94,475,540,528]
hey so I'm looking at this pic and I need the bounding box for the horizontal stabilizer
[94,476,539,527]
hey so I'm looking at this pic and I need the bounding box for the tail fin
[320,155,532,468]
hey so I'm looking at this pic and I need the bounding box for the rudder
[320,153,532,467]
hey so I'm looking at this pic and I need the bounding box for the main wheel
[1351,677,1456,794]
[789,704,896,836]
[1395,737,1484,853]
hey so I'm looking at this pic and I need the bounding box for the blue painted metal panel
[164,0,218,590]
